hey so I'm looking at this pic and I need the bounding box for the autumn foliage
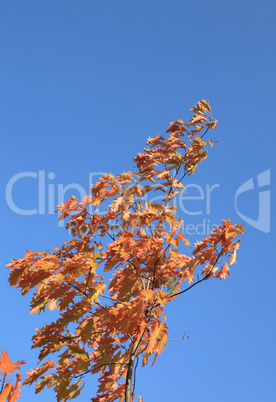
[0,351,25,402]
[7,100,243,401]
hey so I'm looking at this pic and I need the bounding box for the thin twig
[170,251,222,299]
[84,268,92,293]
[0,374,7,393]
[100,294,128,306]
[88,212,146,290]
[168,330,190,341]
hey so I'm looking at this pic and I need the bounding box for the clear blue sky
[1,1,275,401]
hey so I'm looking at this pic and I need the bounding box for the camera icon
[235,169,270,233]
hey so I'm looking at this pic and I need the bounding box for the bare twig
[170,251,223,299]
[168,330,190,341]
[100,294,128,306]
[0,374,7,393]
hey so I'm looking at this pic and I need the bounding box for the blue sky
[1,1,275,401]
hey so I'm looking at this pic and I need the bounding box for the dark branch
[132,355,139,394]
[170,251,222,299]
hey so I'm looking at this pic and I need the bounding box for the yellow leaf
[200,99,211,112]
[169,249,179,257]
[157,290,169,307]
[143,290,155,302]
[230,243,239,265]
[122,211,131,221]
[47,299,57,311]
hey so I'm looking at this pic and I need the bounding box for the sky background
[1,1,275,401]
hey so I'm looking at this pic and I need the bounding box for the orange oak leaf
[216,262,230,280]
[0,351,25,375]
[0,381,13,402]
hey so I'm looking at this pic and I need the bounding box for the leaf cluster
[0,351,25,402]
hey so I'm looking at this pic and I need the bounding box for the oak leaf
[0,351,25,375]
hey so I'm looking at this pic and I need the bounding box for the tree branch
[125,329,146,402]
[170,251,222,299]
[132,355,139,395]
[88,212,146,290]
[125,341,139,402]
[100,294,128,306]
